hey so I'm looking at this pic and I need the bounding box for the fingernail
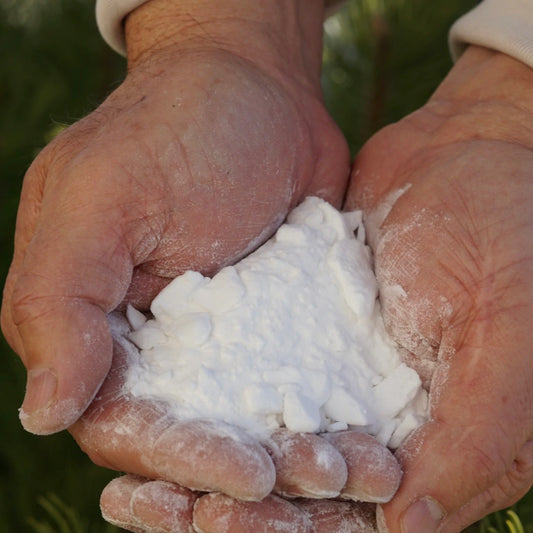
[401,497,444,533]
[20,368,57,416]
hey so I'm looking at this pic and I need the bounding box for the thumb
[377,325,532,532]
[8,208,132,435]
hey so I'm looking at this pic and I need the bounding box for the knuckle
[513,440,533,482]
[10,276,58,328]
[464,428,511,493]
[0,300,19,354]
[483,453,533,513]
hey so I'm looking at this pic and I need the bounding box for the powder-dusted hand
[346,45,533,532]
[0,0,359,518]
[0,0,349,436]
[1,1,414,529]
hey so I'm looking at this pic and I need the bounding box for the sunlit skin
[1,0,532,531]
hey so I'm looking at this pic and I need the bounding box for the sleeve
[449,0,533,68]
[96,0,147,55]
[96,0,346,56]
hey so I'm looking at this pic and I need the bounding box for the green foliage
[465,502,533,533]
[28,493,118,533]
[474,510,528,533]
[502,510,525,533]
[0,0,125,278]
[322,0,478,153]
[0,1,125,532]
[0,0,531,532]
[28,493,87,533]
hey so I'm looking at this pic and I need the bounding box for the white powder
[123,197,428,448]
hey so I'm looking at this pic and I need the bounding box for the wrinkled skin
[99,476,379,533]
[0,1,407,527]
[95,47,533,533]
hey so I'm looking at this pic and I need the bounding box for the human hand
[346,46,533,531]
[0,0,350,436]
[1,1,401,524]
[71,312,401,532]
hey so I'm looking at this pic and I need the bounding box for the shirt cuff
[96,0,346,56]
[449,0,533,68]
[96,0,150,55]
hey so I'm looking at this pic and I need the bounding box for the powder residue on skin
[123,197,428,447]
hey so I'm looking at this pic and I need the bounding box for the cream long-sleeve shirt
[95,0,533,68]
[95,0,346,55]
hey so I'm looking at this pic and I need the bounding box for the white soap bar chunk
[282,391,322,433]
[302,369,331,407]
[243,384,283,415]
[193,266,246,313]
[163,312,212,347]
[128,320,167,350]
[126,304,147,330]
[328,240,377,319]
[151,271,208,322]
[373,363,421,418]
[388,412,422,449]
[324,386,374,427]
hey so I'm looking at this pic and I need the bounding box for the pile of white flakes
[123,197,428,448]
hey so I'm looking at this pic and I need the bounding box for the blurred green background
[0,0,531,531]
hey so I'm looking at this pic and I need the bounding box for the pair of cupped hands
[2,11,533,531]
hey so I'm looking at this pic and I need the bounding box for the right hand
[0,0,350,437]
[1,1,387,526]
[1,2,400,526]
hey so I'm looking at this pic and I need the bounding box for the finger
[266,430,347,498]
[378,332,533,533]
[300,109,351,210]
[76,402,276,501]
[100,476,149,533]
[2,154,51,360]
[193,493,313,533]
[296,499,378,533]
[378,420,524,533]
[8,177,133,435]
[323,431,402,503]
[70,322,276,501]
[2,267,25,358]
[441,439,533,531]
[100,475,197,533]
